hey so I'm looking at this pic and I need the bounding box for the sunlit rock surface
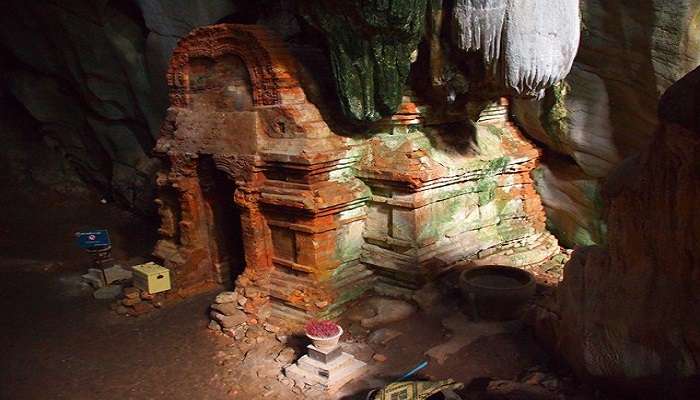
[451,0,580,96]
[556,67,700,395]
[531,158,605,248]
[513,0,700,247]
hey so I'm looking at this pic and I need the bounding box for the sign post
[76,230,111,250]
[76,230,114,283]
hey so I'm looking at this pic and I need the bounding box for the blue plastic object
[76,230,111,249]
[399,360,428,381]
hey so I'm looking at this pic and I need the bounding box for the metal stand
[86,245,114,283]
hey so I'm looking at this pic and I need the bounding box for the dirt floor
[0,190,597,400]
[0,191,235,400]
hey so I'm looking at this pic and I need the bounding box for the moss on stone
[416,196,464,243]
[486,124,505,138]
[302,0,428,124]
[476,156,509,205]
[540,81,571,148]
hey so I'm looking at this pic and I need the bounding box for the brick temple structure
[153,24,559,327]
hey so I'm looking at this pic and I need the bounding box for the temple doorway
[198,156,245,285]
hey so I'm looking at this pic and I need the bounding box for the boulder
[554,67,700,396]
[210,310,247,329]
[214,291,239,304]
[211,302,240,316]
[360,297,416,329]
[512,0,700,247]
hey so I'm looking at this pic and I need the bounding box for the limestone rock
[302,0,429,123]
[122,297,141,307]
[214,291,239,304]
[275,347,297,364]
[93,285,122,300]
[0,100,90,195]
[512,0,700,248]
[208,319,222,331]
[555,67,700,396]
[211,310,247,329]
[132,301,155,316]
[452,0,507,68]
[515,0,700,166]
[451,0,580,96]
[484,380,557,400]
[502,0,580,95]
[0,1,160,211]
[136,0,236,112]
[81,269,105,289]
[0,0,235,211]
[123,287,140,300]
[368,328,403,346]
[360,297,416,329]
[340,342,374,363]
[211,302,240,316]
[531,159,606,248]
[513,71,622,179]
[103,265,132,285]
[412,282,442,311]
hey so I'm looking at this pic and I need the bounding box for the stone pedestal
[285,344,365,392]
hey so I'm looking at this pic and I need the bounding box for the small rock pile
[207,290,314,398]
[528,249,572,285]
[469,366,579,400]
[81,264,133,300]
[109,286,166,317]
[207,290,260,339]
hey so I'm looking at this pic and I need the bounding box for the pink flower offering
[305,319,340,338]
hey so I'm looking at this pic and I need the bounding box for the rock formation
[513,0,700,247]
[451,0,580,96]
[1,1,695,255]
[554,67,700,396]
[301,0,429,123]
[0,0,240,210]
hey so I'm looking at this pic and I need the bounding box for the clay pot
[459,265,536,321]
[305,326,343,351]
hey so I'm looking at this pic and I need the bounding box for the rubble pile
[108,286,167,317]
[207,290,256,338]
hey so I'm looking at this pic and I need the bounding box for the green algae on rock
[302,0,428,124]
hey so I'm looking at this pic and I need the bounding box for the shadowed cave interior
[0,1,699,399]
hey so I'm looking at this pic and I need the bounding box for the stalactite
[503,0,580,96]
[452,0,507,68]
[302,0,429,124]
[451,0,580,97]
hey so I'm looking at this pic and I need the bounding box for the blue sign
[76,230,111,249]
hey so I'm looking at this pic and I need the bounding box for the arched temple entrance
[153,24,371,324]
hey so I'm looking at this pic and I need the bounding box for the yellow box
[132,262,171,294]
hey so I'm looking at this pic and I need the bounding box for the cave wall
[0,0,240,211]
[513,0,700,247]
[1,0,698,255]
[554,66,700,397]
